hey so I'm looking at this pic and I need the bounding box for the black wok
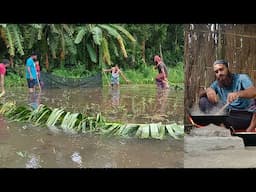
[232,131,256,146]
[189,114,228,126]
[190,110,253,129]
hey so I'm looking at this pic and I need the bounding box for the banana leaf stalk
[0,101,184,139]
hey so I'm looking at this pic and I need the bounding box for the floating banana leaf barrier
[0,101,184,139]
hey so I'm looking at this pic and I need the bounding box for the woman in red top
[35,61,40,79]
[154,55,169,89]
[0,59,10,97]
[35,60,42,91]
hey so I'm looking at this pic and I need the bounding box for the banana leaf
[120,124,140,137]
[150,123,161,139]
[141,124,150,139]
[46,108,66,126]
[165,125,179,139]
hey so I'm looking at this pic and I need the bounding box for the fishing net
[40,72,102,88]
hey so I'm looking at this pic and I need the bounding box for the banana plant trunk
[9,56,14,68]
[141,40,146,64]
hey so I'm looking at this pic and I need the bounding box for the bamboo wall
[185,24,256,129]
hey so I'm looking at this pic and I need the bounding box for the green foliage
[51,65,97,78]
[5,72,26,87]
[0,24,25,57]
[29,104,52,125]
[11,25,24,56]
[103,62,184,85]
[64,33,77,55]
[5,26,15,56]
[168,61,184,83]
[110,24,136,42]
[46,108,66,127]
[91,26,102,45]
[0,24,184,86]
[86,44,97,63]
[101,37,111,65]
[119,24,184,69]
[75,28,86,44]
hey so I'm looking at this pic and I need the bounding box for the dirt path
[184,147,256,168]
[184,124,256,168]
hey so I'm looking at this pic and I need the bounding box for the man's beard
[217,72,233,88]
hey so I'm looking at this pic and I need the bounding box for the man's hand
[227,92,240,103]
[206,88,218,103]
[199,87,207,98]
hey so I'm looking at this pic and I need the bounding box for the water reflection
[0,119,183,168]
[154,88,170,114]
[110,88,120,107]
[0,116,9,141]
[102,85,184,124]
[28,92,41,110]
[5,85,183,124]
[71,151,83,167]
[25,153,41,168]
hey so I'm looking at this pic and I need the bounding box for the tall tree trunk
[60,49,65,68]
[141,40,146,64]
[45,53,49,71]
[132,41,136,65]
[159,43,163,62]
[175,25,178,54]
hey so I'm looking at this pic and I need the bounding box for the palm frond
[110,24,136,42]
[74,28,86,44]
[101,37,111,65]
[86,43,97,63]
[117,36,127,58]
[0,27,9,48]
[46,108,66,127]
[64,33,77,55]
[0,24,7,27]
[61,24,74,37]
[91,26,102,45]
[98,24,119,38]
[5,25,15,56]
[11,24,24,55]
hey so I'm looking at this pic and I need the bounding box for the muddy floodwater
[0,85,184,168]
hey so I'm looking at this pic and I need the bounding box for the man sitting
[199,59,256,132]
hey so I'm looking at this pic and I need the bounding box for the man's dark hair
[31,51,37,56]
[2,59,10,65]
[213,59,229,68]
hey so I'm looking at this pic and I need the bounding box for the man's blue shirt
[210,74,254,109]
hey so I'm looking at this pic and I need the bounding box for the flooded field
[0,85,184,168]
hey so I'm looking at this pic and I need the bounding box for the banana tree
[20,24,77,71]
[34,24,77,71]
[0,24,25,67]
[74,24,136,69]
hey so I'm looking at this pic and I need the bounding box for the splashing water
[71,152,82,167]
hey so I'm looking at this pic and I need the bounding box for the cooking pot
[189,114,228,127]
[232,131,256,146]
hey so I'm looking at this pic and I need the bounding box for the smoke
[189,103,227,116]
